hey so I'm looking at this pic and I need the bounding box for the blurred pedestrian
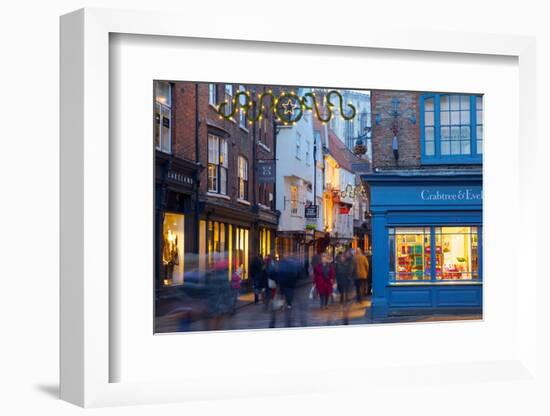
[314,253,335,309]
[335,251,353,304]
[269,255,300,327]
[230,264,243,314]
[250,253,265,304]
[353,248,370,303]
[264,251,278,311]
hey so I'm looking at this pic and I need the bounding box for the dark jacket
[335,257,354,286]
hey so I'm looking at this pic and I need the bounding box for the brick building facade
[156,81,278,293]
[370,90,421,169]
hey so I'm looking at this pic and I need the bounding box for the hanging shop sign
[257,159,276,183]
[217,89,357,125]
[304,205,319,219]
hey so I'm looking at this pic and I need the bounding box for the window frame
[237,155,249,201]
[420,93,483,164]
[208,83,218,106]
[154,81,172,154]
[238,85,248,130]
[207,133,228,195]
[388,225,482,283]
[224,84,234,117]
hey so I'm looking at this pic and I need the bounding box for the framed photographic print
[60,7,538,408]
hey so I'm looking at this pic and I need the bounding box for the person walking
[264,252,278,311]
[250,253,265,304]
[313,253,335,309]
[335,251,353,304]
[353,248,370,303]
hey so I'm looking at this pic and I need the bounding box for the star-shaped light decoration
[281,97,298,115]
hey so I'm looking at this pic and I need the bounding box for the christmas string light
[216,89,357,125]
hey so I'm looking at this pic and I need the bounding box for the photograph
[154,81,483,333]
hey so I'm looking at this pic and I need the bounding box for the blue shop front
[362,171,482,318]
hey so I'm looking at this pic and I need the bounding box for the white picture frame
[60,7,539,408]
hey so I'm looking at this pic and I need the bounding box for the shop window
[421,94,482,164]
[207,134,228,195]
[260,228,272,257]
[389,226,480,282]
[389,227,431,281]
[154,81,172,153]
[161,213,184,286]
[235,227,249,280]
[435,226,479,280]
[208,83,218,106]
[238,155,248,200]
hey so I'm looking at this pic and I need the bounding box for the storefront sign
[420,188,482,202]
[305,205,319,218]
[339,205,351,214]
[369,184,483,208]
[257,159,275,183]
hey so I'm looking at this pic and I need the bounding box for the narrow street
[156,282,481,333]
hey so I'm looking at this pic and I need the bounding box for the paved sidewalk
[156,283,481,333]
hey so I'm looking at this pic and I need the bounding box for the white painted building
[275,89,324,258]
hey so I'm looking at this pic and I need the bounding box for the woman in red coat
[314,253,335,309]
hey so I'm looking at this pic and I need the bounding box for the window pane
[208,135,219,164]
[436,227,477,280]
[477,140,483,155]
[156,81,171,106]
[424,97,434,111]
[424,111,434,126]
[451,141,460,155]
[440,95,449,110]
[477,110,483,124]
[162,213,184,286]
[441,127,450,141]
[440,111,449,125]
[154,103,160,149]
[425,126,434,140]
[425,140,435,156]
[461,141,471,155]
[451,110,460,125]
[460,95,470,110]
[393,227,430,281]
[460,110,470,124]
[220,139,228,167]
[460,126,471,141]
[451,126,460,141]
[220,167,227,195]
[161,107,171,153]
[207,164,217,192]
[476,96,482,110]
[441,140,450,155]
[450,95,460,110]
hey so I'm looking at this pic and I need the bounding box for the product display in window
[161,213,184,286]
[435,226,478,280]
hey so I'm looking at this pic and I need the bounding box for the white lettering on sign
[420,189,482,201]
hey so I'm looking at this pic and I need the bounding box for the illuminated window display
[259,227,272,257]
[389,226,480,282]
[435,226,478,280]
[162,213,184,286]
[389,227,431,280]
